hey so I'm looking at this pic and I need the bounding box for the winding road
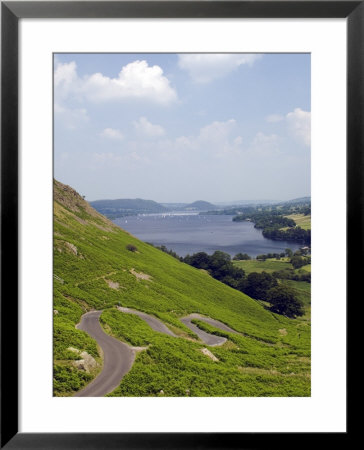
[183,313,238,334]
[180,314,234,346]
[74,308,238,396]
[117,306,177,337]
[74,311,135,397]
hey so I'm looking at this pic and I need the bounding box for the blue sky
[54,53,310,202]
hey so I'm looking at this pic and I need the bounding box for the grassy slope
[233,258,293,274]
[233,258,311,275]
[284,213,311,230]
[53,180,310,397]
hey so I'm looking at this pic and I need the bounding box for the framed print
[1,1,359,448]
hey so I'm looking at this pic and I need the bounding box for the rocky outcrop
[68,347,98,373]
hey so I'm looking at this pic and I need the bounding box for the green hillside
[53,180,310,397]
[184,200,216,210]
[283,213,311,230]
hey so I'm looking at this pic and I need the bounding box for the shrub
[241,272,277,301]
[233,253,251,260]
[126,244,138,252]
[290,255,306,269]
[266,286,304,318]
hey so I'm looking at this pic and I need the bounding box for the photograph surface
[53,53,311,397]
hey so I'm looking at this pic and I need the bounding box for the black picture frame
[1,1,358,448]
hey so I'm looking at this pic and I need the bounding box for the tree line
[184,251,305,318]
[232,209,311,246]
[262,227,310,245]
[151,244,307,318]
[233,211,296,229]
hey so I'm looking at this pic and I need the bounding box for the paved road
[189,314,238,333]
[74,311,135,397]
[73,309,237,396]
[117,306,177,337]
[117,307,235,346]
[180,314,231,346]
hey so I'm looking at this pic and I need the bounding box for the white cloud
[252,132,279,145]
[54,103,89,130]
[100,128,124,141]
[266,108,311,147]
[198,119,236,142]
[133,117,165,138]
[54,60,177,105]
[122,119,242,161]
[195,119,243,158]
[266,114,284,123]
[178,54,262,83]
[169,119,242,158]
[54,61,78,98]
[250,132,281,156]
[92,150,150,167]
[286,108,311,146]
[93,152,122,163]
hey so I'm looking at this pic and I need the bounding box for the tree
[290,255,306,269]
[209,251,244,285]
[242,271,277,300]
[233,253,251,260]
[256,254,267,261]
[183,250,245,289]
[266,286,304,318]
[184,252,211,270]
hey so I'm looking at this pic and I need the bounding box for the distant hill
[282,197,311,205]
[90,198,218,216]
[216,200,278,206]
[90,198,169,218]
[184,200,216,211]
[160,202,188,209]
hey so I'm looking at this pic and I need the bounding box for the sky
[54,53,310,203]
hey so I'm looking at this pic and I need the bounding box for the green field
[233,259,311,319]
[53,180,310,397]
[233,258,311,275]
[233,258,294,274]
[285,214,311,230]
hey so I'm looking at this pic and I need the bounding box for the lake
[113,213,301,258]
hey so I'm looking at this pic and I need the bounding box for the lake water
[113,213,301,258]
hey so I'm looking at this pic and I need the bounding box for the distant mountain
[160,203,188,209]
[90,198,169,218]
[183,200,216,211]
[281,197,311,205]
[215,200,278,206]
